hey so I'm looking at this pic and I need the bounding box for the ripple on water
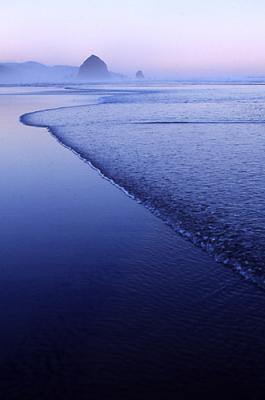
[21,84,265,287]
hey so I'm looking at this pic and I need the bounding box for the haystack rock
[78,55,110,80]
[136,70,144,79]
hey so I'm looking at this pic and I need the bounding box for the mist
[1,0,265,78]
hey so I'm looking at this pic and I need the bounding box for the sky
[1,0,265,77]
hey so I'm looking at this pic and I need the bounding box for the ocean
[23,84,265,287]
[2,84,265,398]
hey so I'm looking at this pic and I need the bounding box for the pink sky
[2,0,265,76]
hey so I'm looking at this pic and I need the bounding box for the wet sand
[1,87,265,399]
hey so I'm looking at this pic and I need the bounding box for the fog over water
[2,1,265,76]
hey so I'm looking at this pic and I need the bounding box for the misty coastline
[2,56,265,85]
[2,0,265,396]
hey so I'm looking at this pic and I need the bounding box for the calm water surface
[2,86,265,398]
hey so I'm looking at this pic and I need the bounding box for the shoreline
[20,86,265,289]
[1,87,265,397]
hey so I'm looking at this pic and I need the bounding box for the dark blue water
[2,86,265,399]
[23,84,265,287]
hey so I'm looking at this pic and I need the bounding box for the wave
[134,120,265,125]
[20,85,265,289]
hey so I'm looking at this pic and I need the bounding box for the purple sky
[2,0,265,76]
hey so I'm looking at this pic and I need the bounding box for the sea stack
[78,55,110,80]
[136,70,144,79]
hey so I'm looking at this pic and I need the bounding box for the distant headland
[0,54,145,84]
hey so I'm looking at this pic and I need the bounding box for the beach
[1,86,265,398]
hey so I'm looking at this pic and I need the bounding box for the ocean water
[3,87,265,398]
[23,84,265,286]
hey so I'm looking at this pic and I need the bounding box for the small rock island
[136,70,144,79]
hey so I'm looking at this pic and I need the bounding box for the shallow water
[2,86,265,398]
[23,84,265,285]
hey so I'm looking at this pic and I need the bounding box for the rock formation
[136,70,144,79]
[78,55,110,80]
